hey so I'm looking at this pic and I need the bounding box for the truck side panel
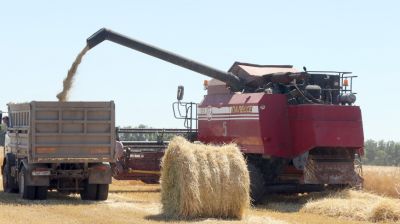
[9,101,116,164]
[7,103,30,158]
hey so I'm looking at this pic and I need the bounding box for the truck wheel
[2,161,18,193]
[19,167,36,200]
[96,184,109,201]
[80,181,98,200]
[35,186,48,200]
[248,163,266,204]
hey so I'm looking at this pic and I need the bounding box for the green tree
[363,139,400,166]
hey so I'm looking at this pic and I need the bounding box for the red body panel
[198,93,264,153]
[289,105,364,157]
[198,93,364,158]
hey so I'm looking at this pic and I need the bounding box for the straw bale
[160,136,250,219]
[301,189,400,223]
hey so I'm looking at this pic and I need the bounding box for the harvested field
[363,165,400,198]
[301,190,400,223]
[1,147,398,224]
[0,177,373,224]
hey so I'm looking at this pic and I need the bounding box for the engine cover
[198,92,364,158]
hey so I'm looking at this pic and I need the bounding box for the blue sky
[1,1,399,141]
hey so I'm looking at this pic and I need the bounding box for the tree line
[363,139,400,166]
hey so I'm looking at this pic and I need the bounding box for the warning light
[203,80,209,90]
[343,79,349,86]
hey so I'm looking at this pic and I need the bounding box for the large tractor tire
[2,160,18,193]
[19,167,36,200]
[248,163,266,204]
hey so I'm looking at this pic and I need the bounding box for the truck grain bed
[7,101,115,163]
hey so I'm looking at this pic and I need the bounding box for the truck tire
[2,161,18,193]
[19,167,36,200]
[80,181,98,200]
[96,184,109,201]
[35,186,48,200]
[248,163,266,204]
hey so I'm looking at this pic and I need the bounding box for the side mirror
[177,85,184,101]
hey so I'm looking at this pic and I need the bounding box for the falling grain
[56,46,89,102]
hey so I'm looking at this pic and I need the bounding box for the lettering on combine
[231,105,252,113]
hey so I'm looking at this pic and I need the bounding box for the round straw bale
[160,136,250,219]
[369,199,400,222]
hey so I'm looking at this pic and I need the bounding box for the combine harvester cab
[1,101,115,200]
[85,28,364,202]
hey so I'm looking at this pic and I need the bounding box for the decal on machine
[198,105,259,121]
[231,105,252,113]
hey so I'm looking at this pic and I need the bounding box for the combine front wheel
[248,163,265,204]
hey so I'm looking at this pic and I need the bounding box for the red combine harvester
[87,28,364,201]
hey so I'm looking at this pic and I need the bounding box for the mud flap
[88,163,112,184]
[21,161,50,187]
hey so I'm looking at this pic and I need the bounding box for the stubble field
[0,147,399,224]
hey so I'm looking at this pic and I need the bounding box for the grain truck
[1,101,115,200]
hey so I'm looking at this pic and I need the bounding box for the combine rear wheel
[248,163,265,204]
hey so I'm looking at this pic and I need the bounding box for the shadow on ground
[145,213,241,223]
[109,189,161,193]
[0,191,98,206]
[254,190,350,213]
